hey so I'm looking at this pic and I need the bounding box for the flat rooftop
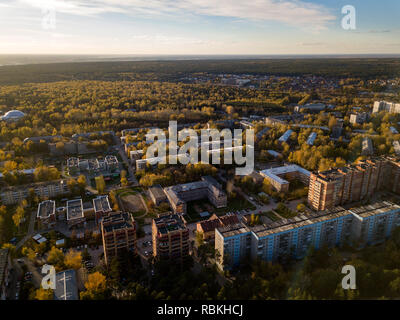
[349,201,400,220]
[37,200,55,219]
[54,269,78,300]
[93,195,112,213]
[217,223,251,238]
[102,212,134,233]
[66,199,84,220]
[278,129,293,142]
[252,206,350,239]
[260,164,311,185]
[154,214,187,235]
[149,185,167,201]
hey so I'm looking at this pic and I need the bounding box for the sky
[0,0,399,55]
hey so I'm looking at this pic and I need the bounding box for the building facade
[101,212,137,264]
[0,180,69,206]
[308,157,400,211]
[215,202,400,270]
[164,176,227,215]
[152,214,189,262]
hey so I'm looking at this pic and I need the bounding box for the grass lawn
[215,193,256,214]
[115,188,137,197]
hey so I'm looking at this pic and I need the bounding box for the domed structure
[1,110,26,122]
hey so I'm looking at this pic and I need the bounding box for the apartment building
[101,212,137,264]
[361,137,374,156]
[350,112,369,125]
[393,141,400,156]
[260,164,311,193]
[216,202,400,270]
[308,157,399,211]
[306,132,317,146]
[37,200,56,227]
[66,199,85,228]
[93,195,112,224]
[0,249,10,300]
[67,156,119,176]
[215,223,252,270]
[278,129,293,143]
[164,176,227,215]
[152,214,189,262]
[148,185,168,206]
[350,202,400,247]
[0,180,69,205]
[373,101,400,114]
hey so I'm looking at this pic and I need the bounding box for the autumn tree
[80,272,108,300]
[64,249,82,270]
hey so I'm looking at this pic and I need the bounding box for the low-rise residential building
[67,156,119,176]
[101,211,137,264]
[0,180,69,206]
[66,199,85,228]
[164,176,227,215]
[306,132,317,146]
[129,149,144,162]
[54,269,79,300]
[152,214,189,262]
[350,112,369,125]
[260,164,311,193]
[37,200,56,227]
[361,137,374,155]
[105,155,119,171]
[148,185,168,206]
[278,129,293,143]
[294,103,326,113]
[197,214,240,241]
[390,126,399,134]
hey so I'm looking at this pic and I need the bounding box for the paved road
[114,136,139,187]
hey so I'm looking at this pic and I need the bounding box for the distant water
[0,54,399,67]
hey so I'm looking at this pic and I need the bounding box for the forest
[0,58,400,85]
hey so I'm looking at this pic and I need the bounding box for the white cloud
[16,0,336,30]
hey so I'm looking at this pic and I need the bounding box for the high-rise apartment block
[152,214,189,262]
[215,202,400,270]
[308,157,400,211]
[101,212,137,264]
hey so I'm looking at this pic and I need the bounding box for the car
[17,259,24,263]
